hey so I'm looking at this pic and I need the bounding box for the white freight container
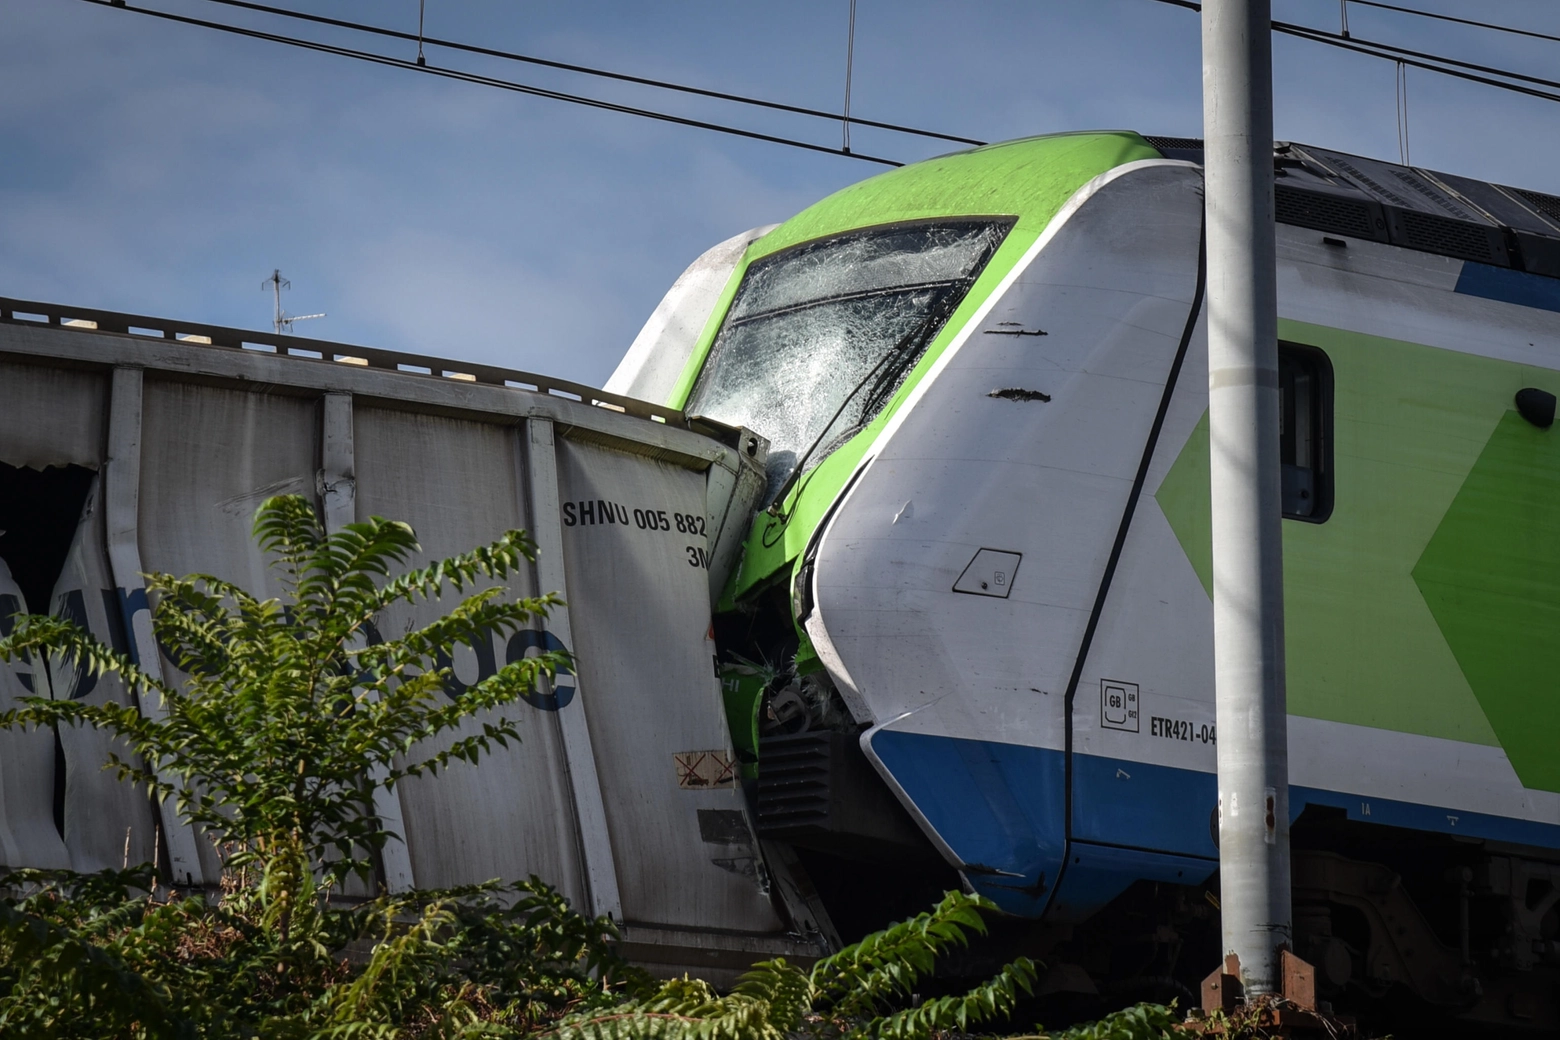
[0,297,830,978]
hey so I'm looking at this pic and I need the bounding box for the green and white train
[608,132,1560,1029]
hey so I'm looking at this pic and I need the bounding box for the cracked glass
[686,220,1012,503]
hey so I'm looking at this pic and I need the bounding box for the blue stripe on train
[868,730,1560,919]
[868,730,1065,916]
[1455,261,1560,314]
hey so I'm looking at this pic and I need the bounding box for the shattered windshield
[685,220,1012,503]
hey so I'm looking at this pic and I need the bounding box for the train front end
[607,132,1210,920]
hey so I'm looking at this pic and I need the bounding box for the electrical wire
[414,0,425,67]
[1145,0,1560,106]
[1279,20,1560,94]
[842,0,858,153]
[81,0,907,166]
[1341,0,1560,47]
[96,0,1560,167]
[185,0,984,147]
[1276,22,1560,103]
[1396,60,1410,164]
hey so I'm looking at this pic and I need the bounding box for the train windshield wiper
[764,293,962,513]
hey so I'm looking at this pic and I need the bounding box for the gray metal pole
[1202,0,1291,998]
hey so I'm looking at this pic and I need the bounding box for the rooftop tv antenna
[262,269,326,334]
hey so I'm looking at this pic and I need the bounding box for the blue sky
[5,0,1560,386]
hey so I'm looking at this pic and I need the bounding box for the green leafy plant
[0,865,635,1039]
[0,494,568,889]
[546,891,1040,1040]
[0,493,1214,1040]
[0,495,635,1038]
[0,867,184,1039]
[1031,1001,1188,1040]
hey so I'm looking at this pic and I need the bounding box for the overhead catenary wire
[1145,0,1560,106]
[183,0,984,148]
[1278,19,1560,95]
[842,6,859,149]
[1275,22,1560,103]
[1396,60,1410,165]
[1342,0,1560,47]
[81,0,908,167]
[88,0,1560,171]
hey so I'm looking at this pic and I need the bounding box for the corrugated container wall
[0,306,812,976]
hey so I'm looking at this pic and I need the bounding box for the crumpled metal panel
[48,474,159,872]
[137,380,321,880]
[0,345,790,948]
[556,438,781,932]
[0,558,70,868]
[354,407,585,907]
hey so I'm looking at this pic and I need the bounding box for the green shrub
[1,494,567,890]
[0,495,633,1037]
[0,494,1199,1040]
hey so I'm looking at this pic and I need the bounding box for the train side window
[1278,343,1333,522]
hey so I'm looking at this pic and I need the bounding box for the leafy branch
[0,493,1211,1040]
[0,494,568,888]
[546,891,1040,1040]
